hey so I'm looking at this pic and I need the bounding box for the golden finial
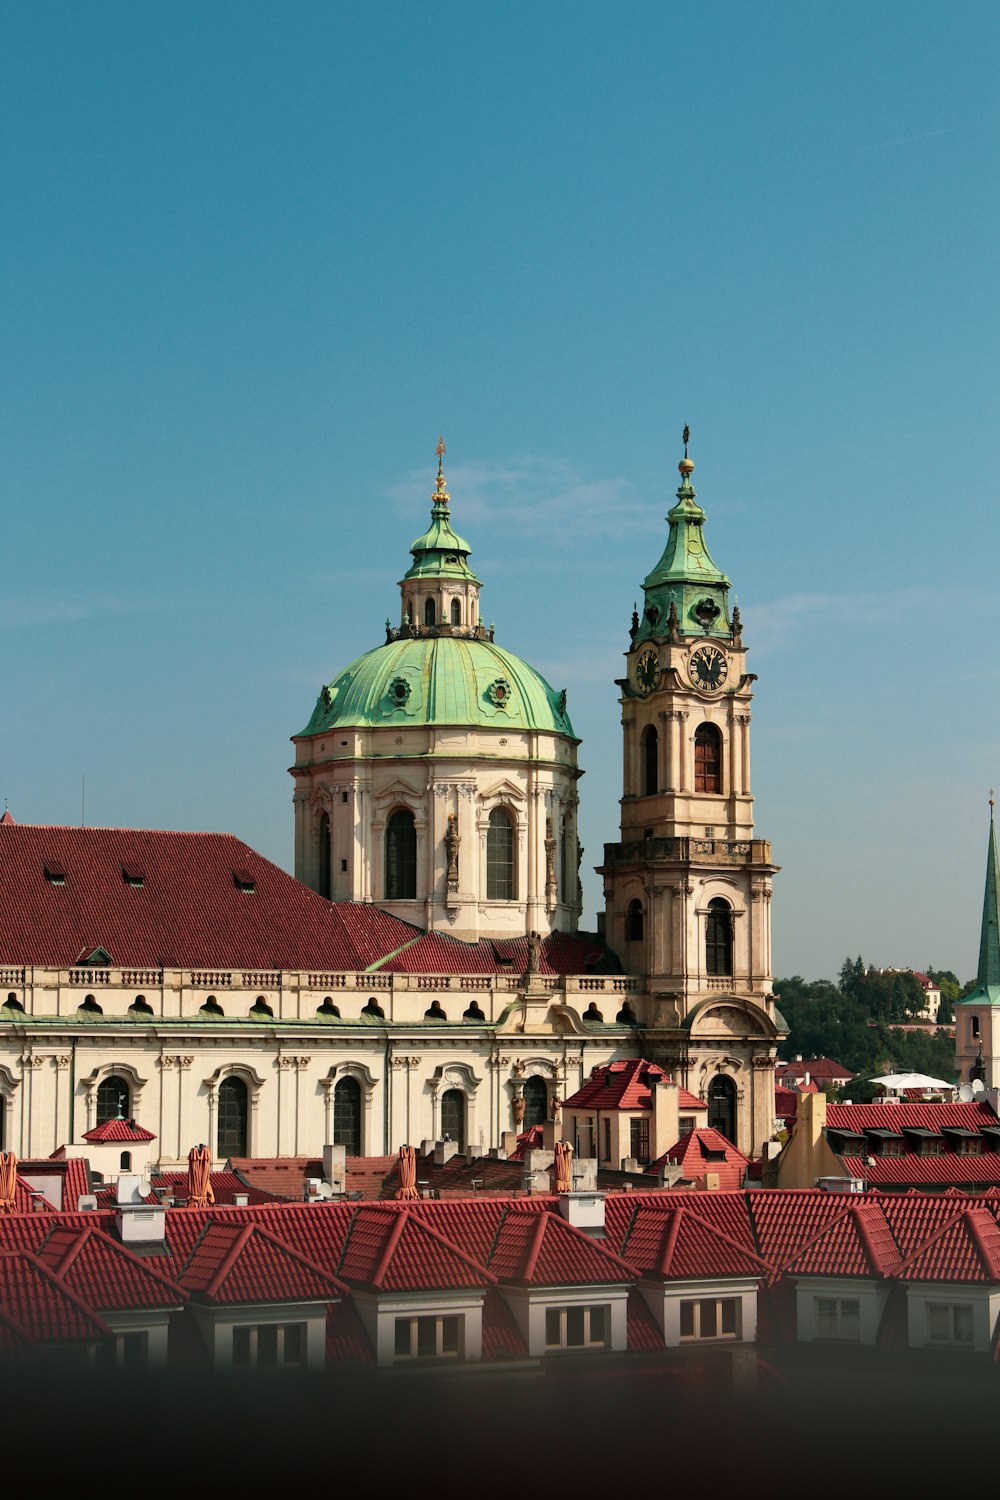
[679,424,694,478]
[435,434,448,495]
[434,434,450,501]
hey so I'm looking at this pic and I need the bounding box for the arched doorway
[707,1074,736,1144]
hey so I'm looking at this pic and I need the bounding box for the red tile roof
[836,1153,1000,1189]
[82,1118,156,1143]
[374,929,615,977]
[826,1101,997,1131]
[897,1207,1000,1283]
[779,1203,902,1280]
[487,1206,637,1286]
[338,1206,497,1291]
[651,1128,748,1191]
[0,1250,112,1344]
[777,1058,855,1084]
[179,1221,348,1304]
[562,1058,705,1113]
[0,824,420,970]
[619,1205,772,1280]
[34,1224,187,1309]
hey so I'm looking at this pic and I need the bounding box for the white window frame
[814,1296,861,1342]
[231,1321,307,1369]
[393,1312,464,1362]
[679,1296,742,1342]
[544,1303,611,1352]
[926,1301,974,1348]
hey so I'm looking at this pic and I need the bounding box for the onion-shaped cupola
[632,428,735,647]
[397,437,483,634]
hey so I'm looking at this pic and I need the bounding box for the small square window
[340,859,347,872]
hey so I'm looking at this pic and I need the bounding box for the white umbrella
[869,1072,956,1093]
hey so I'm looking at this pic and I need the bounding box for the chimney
[650,1076,680,1160]
[434,1139,459,1165]
[114,1173,165,1248]
[322,1143,347,1192]
[500,1130,517,1157]
[697,1172,721,1191]
[557,1190,606,1237]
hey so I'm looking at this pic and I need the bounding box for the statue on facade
[445,812,460,891]
[544,817,556,908]
[667,598,681,645]
[731,604,743,648]
[527,930,542,974]
[512,1092,526,1126]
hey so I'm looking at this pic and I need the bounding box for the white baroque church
[0,434,784,1173]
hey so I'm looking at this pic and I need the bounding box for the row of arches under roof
[641,721,722,797]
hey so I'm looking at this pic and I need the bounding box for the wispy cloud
[0,595,151,630]
[387,456,650,544]
[745,587,928,654]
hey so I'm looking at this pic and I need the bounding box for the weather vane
[682,425,690,457]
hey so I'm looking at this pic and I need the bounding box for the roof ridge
[370,1208,412,1287]
[19,1250,114,1336]
[396,1212,499,1284]
[895,1204,970,1276]
[657,1208,684,1277]
[239,1221,349,1295]
[177,1215,218,1281]
[773,1200,858,1278]
[850,1203,899,1278]
[962,1207,1000,1280]
[520,1211,549,1281]
[202,1223,256,1298]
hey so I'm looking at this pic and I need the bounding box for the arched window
[694,724,722,794]
[200,995,224,1016]
[487,808,515,900]
[441,1089,465,1151]
[120,1151,132,1171]
[450,597,461,626]
[972,1015,981,1039]
[249,996,274,1018]
[318,811,331,900]
[385,809,417,900]
[522,1076,548,1129]
[217,1077,248,1159]
[97,1075,130,1124]
[424,597,436,627]
[707,1074,736,1144]
[706,897,733,976]
[463,1001,485,1021]
[424,1000,447,1020]
[625,899,644,941]
[333,1077,362,1156]
[643,725,658,796]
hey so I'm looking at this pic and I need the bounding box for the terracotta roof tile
[620,1205,772,1280]
[0,824,419,970]
[0,1250,112,1344]
[488,1206,637,1286]
[82,1118,156,1143]
[897,1207,1000,1283]
[338,1206,496,1291]
[651,1128,747,1190]
[563,1058,699,1112]
[779,1203,902,1280]
[34,1224,186,1310]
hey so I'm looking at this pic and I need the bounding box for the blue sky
[2,2,997,982]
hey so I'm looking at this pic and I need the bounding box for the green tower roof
[958,804,1000,1008]
[298,635,576,739]
[402,438,479,584]
[634,430,733,645]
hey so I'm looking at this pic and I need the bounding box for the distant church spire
[977,795,1000,992]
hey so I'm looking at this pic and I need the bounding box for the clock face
[689,644,728,691]
[635,648,660,696]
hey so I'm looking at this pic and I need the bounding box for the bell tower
[598,430,784,1158]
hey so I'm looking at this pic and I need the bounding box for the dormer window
[233,870,256,894]
[43,863,66,886]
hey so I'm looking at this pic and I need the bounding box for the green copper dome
[300,635,576,738]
